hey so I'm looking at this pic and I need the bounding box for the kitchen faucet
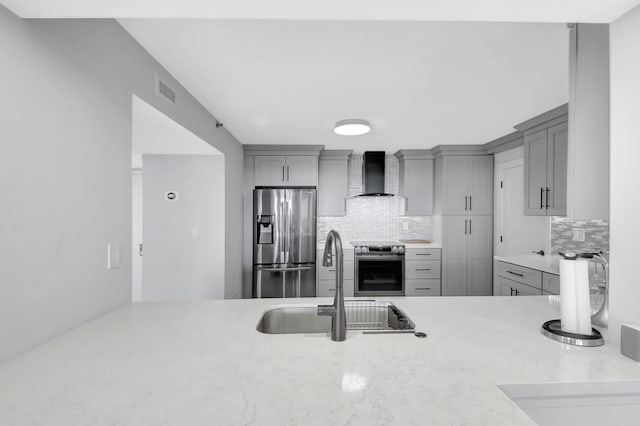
[317,230,347,341]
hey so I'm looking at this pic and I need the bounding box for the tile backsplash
[550,217,610,255]
[317,154,432,244]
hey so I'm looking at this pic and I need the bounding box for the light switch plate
[107,244,121,270]
[621,324,640,362]
[572,228,586,242]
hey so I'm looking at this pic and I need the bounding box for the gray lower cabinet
[495,276,542,296]
[254,155,318,187]
[436,155,493,216]
[404,248,442,296]
[394,150,434,216]
[523,120,568,216]
[318,151,351,216]
[442,215,493,296]
[494,260,559,296]
[317,249,354,297]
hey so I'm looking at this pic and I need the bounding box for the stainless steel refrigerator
[253,188,317,298]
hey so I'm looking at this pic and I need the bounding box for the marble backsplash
[550,217,610,255]
[317,154,433,244]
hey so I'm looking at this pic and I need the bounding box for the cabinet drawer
[496,262,542,289]
[405,249,441,261]
[318,260,354,280]
[318,247,354,261]
[405,279,441,296]
[542,272,560,295]
[318,280,354,297]
[495,276,542,296]
[405,260,441,279]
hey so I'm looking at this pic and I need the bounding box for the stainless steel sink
[256,300,415,335]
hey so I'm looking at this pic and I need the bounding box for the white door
[496,158,549,256]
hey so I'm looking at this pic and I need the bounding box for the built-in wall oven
[352,242,405,297]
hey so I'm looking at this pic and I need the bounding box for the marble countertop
[1,297,639,425]
[494,254,562,275]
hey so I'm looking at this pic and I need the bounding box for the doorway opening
[131,95,225,301]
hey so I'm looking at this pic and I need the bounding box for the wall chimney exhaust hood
[360,151,394,197]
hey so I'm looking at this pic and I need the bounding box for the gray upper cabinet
[254,155,318,187]
[285,156,318,187]
[254,156,287,186]
[521,116,568,216]
[441,215,493,296]
[436,154,493,216]
[318,150,351,216]
[394,150,434,216]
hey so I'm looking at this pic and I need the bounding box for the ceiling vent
[156,75,176,104]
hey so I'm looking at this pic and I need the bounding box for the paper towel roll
[560,258,592,335]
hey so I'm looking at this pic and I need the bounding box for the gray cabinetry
[519,110,568,217]
[394,150,434,216]
[404,247,442,296]
[442,215,492,296]
[436,154,493,216]
[254,155,318,187]
[318,150,351,216]
[493,260,559,296]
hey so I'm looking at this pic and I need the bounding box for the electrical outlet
[107,244,121,270]
[572,228,586,242]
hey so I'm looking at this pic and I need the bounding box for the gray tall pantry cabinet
[434,149,493,296]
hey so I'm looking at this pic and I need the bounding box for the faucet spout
[318,230,346,341]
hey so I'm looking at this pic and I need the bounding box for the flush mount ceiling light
[334,119,371,136]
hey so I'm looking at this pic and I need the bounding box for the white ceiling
[121,20,570,151]
[3,0,640,22]
[132,95,221,168]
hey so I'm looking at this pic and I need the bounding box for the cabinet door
[512,280,543,296]
[524,129,548,215]
[441,216,468,296]
[255,156,286,186]
[495,276,516,296]
[467,215,493,296]
[468,156,493,215]
[318,159,348,216]
[441,157,469,215]
[547,122,568,216]
[401,159,434,215]
[285,156,318,187]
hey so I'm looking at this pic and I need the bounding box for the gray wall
[0,7,243,362]
[609,4,640,346]
[142,155,225,301]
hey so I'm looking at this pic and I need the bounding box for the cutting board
[399,239,431,244]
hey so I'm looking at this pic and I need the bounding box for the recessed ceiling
[2,0,640,22]
[120,20,570,151]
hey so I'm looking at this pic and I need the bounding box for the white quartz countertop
[1,297,639,425]
[494,254,562,275]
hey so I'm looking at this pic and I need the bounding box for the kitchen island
[1,296,639,425]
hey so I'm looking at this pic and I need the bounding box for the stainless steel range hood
[360,151,394,197]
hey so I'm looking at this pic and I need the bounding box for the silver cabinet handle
[464,219,467,235]
[469,219,472,234]
[469,195,472,211]
[465,196,468,211]
[415,253,432,256]
[510,287,515,296]
[546,187,550,209]
[415,287,432,291]
[415,268,432,271]
[506,270,524,278]
[540,187,544,209]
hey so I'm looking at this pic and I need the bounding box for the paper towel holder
[540,251,607,346]
[540,319,604,347]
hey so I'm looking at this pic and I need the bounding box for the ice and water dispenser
[257,215,273,245]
